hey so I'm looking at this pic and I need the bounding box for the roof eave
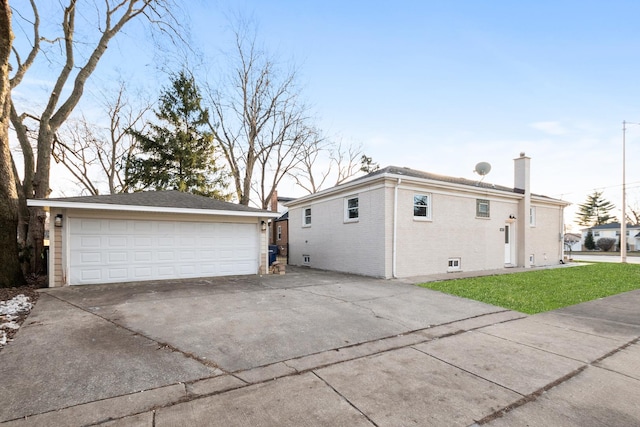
[287,170,569,206]
[27,199,280,218]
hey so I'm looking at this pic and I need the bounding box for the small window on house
[345,196,359,222]
[594,231,600,237]
[277,225,282,241]
[303,254,310,265]
[448,258,461,271]
[413,194,432,220]
[303,207,311,227]
[476,199,490,218]
[529,207,536,226]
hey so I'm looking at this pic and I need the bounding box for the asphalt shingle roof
[356,166,556,199]
[44,190,271,214]
[365,166,514,192]
[589,222,639,230]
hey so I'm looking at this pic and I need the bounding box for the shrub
[596,237,616,252]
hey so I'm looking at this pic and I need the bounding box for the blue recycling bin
[268,245,278,265]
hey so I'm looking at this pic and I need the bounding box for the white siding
[527,204,564,265]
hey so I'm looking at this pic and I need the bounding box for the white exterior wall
[528,203,565,265]
[288,176,568,279]
[288,184,388,277]
[394,185,519,277]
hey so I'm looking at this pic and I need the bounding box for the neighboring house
[580,223,640,251]
[273,212,290,257]
[564,233,582,252]
[286,154,570,279]
[28,191,279,287]
[268,192,294,259]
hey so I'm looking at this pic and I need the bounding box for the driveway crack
[44,293,224,372]
[312,371,380,426]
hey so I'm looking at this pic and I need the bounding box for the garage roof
[28,190,280,218]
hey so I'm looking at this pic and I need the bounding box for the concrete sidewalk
[1,267,639,426]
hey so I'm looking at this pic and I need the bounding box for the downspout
[559,205,565,263]
[392,178,401,278]
[261,219,268,275]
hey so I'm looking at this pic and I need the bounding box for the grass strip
[418,263,640,314]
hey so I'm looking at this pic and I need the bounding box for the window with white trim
[476,199,490,218]
[529,207,536,226]
[345,196,359,222]
[448,258,461,271]
[303,254,310,265]
[413,194,432,220]
[277,225,282,240]
[303,207,311,227]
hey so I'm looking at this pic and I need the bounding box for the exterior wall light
[54,214,63,227]
[261,220,267,231]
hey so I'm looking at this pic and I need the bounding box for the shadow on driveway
[2,266,639,426]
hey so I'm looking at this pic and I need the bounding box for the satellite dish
[474,162,492,176]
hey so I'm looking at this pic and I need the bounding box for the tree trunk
[27,123,54,274]
[0,0,26,287]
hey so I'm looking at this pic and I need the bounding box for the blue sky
[13,1,640,230]
[187,0,640,230]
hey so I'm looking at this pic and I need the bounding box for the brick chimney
[270,190,278,212]
[514,152,532,267]
[514,152,530,195]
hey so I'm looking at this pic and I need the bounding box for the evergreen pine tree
[575,191,616,226]
[126,71,229,199]
[584,230,596,250]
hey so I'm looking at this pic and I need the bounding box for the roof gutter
[26,200,281,218]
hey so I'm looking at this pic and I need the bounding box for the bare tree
[0,0,26,287]
[7,0,179,274]
[291,136,365,194]
[626,201,640,226]
[206,21,311,207]
[52,83,151,195]
[252,117,315,209]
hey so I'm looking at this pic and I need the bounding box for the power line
[548,180,640,200]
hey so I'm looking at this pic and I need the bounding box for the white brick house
[286,154,569,278]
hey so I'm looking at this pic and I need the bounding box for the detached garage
[28,191,279,287]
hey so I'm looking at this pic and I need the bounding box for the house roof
[564,233,581,242]
[360,166,516,193]
[287,165,569,206]
[275,211,289,222]
[587,222,640,230]
[28,190,280,218]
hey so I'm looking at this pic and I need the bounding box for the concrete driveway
[1,266,639,426]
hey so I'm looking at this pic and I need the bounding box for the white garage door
[69,218,259,285]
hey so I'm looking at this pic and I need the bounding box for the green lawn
[418,263,640,314]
